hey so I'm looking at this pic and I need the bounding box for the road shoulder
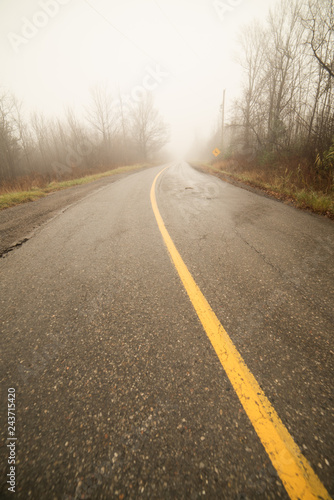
[0,166,151,257]
[190,162,334,220]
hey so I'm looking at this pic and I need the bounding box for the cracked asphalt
[0,162,333,499]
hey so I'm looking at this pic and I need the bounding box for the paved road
[0,165,150,257]
[0,162,333,499]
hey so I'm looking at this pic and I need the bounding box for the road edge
[189,162,334,221]
[0,165,153,258]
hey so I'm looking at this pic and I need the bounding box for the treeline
[0,85,170,183]
[209,0,334,189]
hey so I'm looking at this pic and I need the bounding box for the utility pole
[220,89,225,152]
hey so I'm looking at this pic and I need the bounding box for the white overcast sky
[1,0,278,156]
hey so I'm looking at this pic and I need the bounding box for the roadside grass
[0,190,47,210]
[0,164,146,211]
[191,160,334,218]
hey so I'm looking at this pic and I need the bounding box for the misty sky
[1,0,278,157]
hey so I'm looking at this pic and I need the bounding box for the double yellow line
[150,167,331,500]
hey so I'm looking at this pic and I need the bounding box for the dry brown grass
[0,163,124,196]
[194,155,334,217]
[0,164,147,210]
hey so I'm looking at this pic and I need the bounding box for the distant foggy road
[1,163,333,499]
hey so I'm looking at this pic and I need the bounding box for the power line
[82,0,164,68]
[152,0,201,61]
[81,0,212,109]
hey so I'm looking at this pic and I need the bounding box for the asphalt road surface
[0,162,333,499]
[0,165,150,258]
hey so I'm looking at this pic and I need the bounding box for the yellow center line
[150,166,331,500]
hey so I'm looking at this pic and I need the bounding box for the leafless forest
[1,0,333,193]
[205,0,334,192]
[0,87,170,185]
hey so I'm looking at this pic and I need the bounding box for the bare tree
[0,91,21,179]
[117,90,129,164]
[236,21,269,151]
[302,0,334,78]
[228,0,334,164]
[129,93,169,161]
[0,84,170,184]
[264,0,306,150]
[11,97,33,174]
[30,112,54,175]
[86,84,118,164]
